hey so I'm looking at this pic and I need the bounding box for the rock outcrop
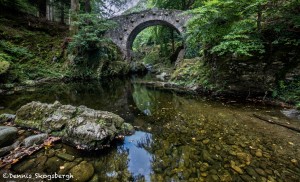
[14,101,134,150]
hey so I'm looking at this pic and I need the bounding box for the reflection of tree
[1,79,135,120]
[93,147,132,181]
[132,84,157,116]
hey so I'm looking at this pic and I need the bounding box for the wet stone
[202,150,214,164]
[202,139,210,144]
[291,159,298,165]
[89,174,99,182]
[45,157,64,173]
[58,162,77,174]
[230,161,243,174]
[46,149,56,158]
[255,149,263,157]
[56,153,75,162]
[200,172,207,177]
[207,174,219,181]
[246,167,258,178]
[0,126,18,147]
[70,161,94,182]
[241,174,255,182]
[35,155,48,168]
[23,134,48,147]
[255,168,266,177]
[13,159,36,173]
[199,163,209,172]
[209,169,218,175]
[229,150,237,156]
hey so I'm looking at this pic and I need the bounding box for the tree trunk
[85,0,91,13]
[38,0,47,18]
[60,2,65,24]
[257,3,262,32]
[70,0,80,33]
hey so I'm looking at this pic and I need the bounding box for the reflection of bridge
[106,9,191,61]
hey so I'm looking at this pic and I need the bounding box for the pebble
[229,150,236,156]
[230,161,243,174]
[202,150,214,163]
[199,163,209,172]
[207,174,219,181]
[202,139,210,144]
[255,168,266,176]
[240,174,255,182]
[200,172,208,177]
[291,159,298,165]
[56,153,75,162]
[255,149,263,157]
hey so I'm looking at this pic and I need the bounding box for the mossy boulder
[15,101,134,150]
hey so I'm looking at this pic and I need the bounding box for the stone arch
[106,9,190,61]
[126,20,182,59]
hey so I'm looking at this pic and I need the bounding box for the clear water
[0,78,299,181]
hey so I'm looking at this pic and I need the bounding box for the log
[0,136,60,169]
[253,114,300,133]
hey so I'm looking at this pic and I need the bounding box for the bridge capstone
[106,9,190,60]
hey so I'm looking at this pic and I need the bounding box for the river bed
[0,78,299,181]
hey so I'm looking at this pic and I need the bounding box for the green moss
[171,58,213,89]
[0,60,10,75]
[0,17,68,83]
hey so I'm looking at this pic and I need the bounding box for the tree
[186,0,300,58]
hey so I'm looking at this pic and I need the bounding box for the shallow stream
[0,78,299,181]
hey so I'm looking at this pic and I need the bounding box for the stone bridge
[106,9,190,61]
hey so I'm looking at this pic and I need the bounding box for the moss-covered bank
[171,53,300,107]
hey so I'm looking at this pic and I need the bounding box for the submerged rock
[14,101,134,150]
[0,126,18,147]
[23,134,48,147]
[69,161,94,182]
[281,109,300,120]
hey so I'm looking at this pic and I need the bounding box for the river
[0,78,299,181]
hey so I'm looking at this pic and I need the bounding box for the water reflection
[120,131,153,181]
[132,84,155,116]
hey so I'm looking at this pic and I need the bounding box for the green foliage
[0,40,33,61]
[171,58,211,87]
[133,27,157,50]
[149,0,202,10]
[0,0,36,13]
[273,78,300,105]
[186,0,300,58]
[0,53,12,76]
[68,13,116,64]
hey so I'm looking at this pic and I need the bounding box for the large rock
[0,126,18,147]
[14,101,134,150]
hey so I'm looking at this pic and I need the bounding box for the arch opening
[126,20,183,61]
